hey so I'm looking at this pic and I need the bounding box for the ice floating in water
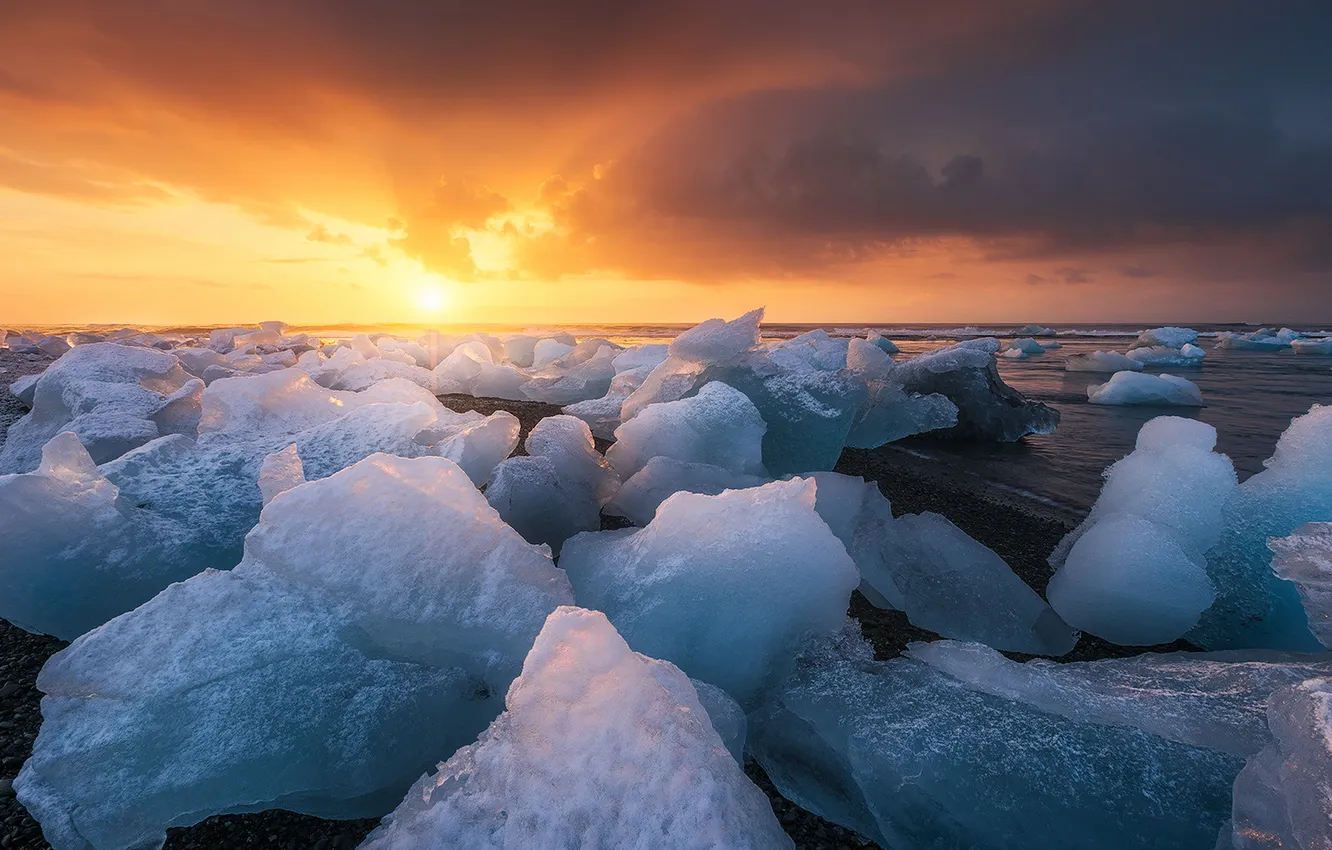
[1127,343,1207,366]
[603,456,767,525]
[559,479,858,706]
[998,347,1028,360]
[1268,524,1332,648]
[893,338,1060,441]
[1291,337,1332,355]
[360,607,791,850]
[1048,417,1232,645]
[1087,371,1204,406]
[1065,350,1145,373]
[606,381,767,480]
[1227,677,1332,850]
[1133,326,1199,349]
[1004,337,1046,355]
[485,415,619,552]
[1015,324,1056,337]
[1215,329,1295,351]
[1194,404,1332,651]
[16,454,573,850]
[0,343,202,474]
[808,472,1075,655]
[749,625,1244,850]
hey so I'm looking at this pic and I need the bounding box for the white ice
[606,381,767,480]
[1065,350,1145,373]
[1087,371,1204,406]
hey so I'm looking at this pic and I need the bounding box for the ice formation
[867,330,900,354]
[1291,337,1332,355]
[603,456,767,525]
[606,381,767,480]
[1005,337,1047,355]
[16,455,573,850]
[257,444,305,506]
[892,338,1060,441]
[520,342,618,404]
[808,473,1075,655]
[1065,350,1145,373]
[997,347,1027,360]
[749,625,1244,850]
[1227,677,1332,850]
[360,607,792,850]
[1047,417,1233,644]
[1127,343,1207,366]
[1215,329,1295,351]
[485,415,619,552]
[1133,327,1199,349]
[1087,371,1204,406]
[559,479,858,706]
[1015,324,1056,337]
[1196,404,1332,651]
[843,338,958,449]
[1268,524,1332,648]
[0,343,202,474]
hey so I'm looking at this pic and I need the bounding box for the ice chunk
[0,343,200,473]
[1065,350,1145,373]
[893,338,1059,441]
[562,365,654,440]
[1291,337,1332,355]
[520,344,617,404]
[998,347,1028,359]
[1005,337,1046,354]
[10,372,40,406]
[531,337,575,368]
[1047,417,1232,645]
[611,343,670,372]
[1268,524,1332,648]
[769,329,850,371]
[844,339,958,448]
[1127,344,1206,366]
[668,308,763,364]
[425,409,521,486]
[1228,677,1332,850]
[17,455,573,850]
[606,381,767,480]
[431,341,496,394]
[501,334,540,367]
[1133,326,1199,349]
[360,607,791,850]
[1087,371,1204,406]
[749,625,1243,850]
[559,479,858,705]
[1215,330,1292,351]
[604,456,767,525]
[1194,404,1332,651]
[485,416,618,551]
[692,679,749,764]
[257,444,305,506]
[1016,324,1057,337]
[908,640,1332,758]
[866,330,900,354]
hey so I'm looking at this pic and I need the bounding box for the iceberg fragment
[1268,523,1332,648]
[606,381,767,479]
[604,456,767,525]
[1087,371,1204,406]
[1065,350,1145,373]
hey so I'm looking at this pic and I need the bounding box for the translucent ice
[606,381,767,480]
[360,607,791,850]
[1087,371,1204,406]
[9,372,39,406]
[562,365,654,440]
[1005,337,1046,354]
[0,343,202,473]
[604,456,767,525]
[485,415,618,552]
[520,344,617,404]
[668,308,763,364]
[844,339,958,448]
[1048,417,1232,644]
[1291,338,1332,355]
[998,347,1028,359]
[559,479,858,706]
[257,444,305,506]
[867,330,900,354]
[1127,344,1206,366]
[16,455,573,850]
[1065,350,1145,373]
[1134,327,1199,349]
[1227,677,1332,850]
[611,342,670,372]
[749,625,1244,850]
[1268,524,1332,648]
[532,337,575,368]
[1216,330,1292,351]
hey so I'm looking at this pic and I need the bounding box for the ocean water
[14,321,1332,515]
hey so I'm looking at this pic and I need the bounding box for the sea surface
[14,320,1332,515]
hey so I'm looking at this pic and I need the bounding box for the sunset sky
[2,1,1330,326]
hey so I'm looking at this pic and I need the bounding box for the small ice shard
[360,607,791,850]
[16,455,573,850]
[1194,404,1332,651]
[0,343,201,473]
[893,338,1060,441]
[907,640,1332,758]
[1048,417,1232,645]
[606,381,767,480]
[1228,677,1332,850]
[1087,371,1204,406]
[520,344,617,404]
[485,415,618,552]
[562,365,654,440]
[749,625,1243,850]
[604,456,767,525]
[1127,344,1207,366]
[1065,350,1144,373]
[257,444,305,506]
[559,479,858,706]
[1268,524,1332,648]
[1133,327,1199,349]
[1005,337,1046,355]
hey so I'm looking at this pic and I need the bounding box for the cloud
[305,224,353,246]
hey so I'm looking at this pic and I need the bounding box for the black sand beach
[0,366,1182,849]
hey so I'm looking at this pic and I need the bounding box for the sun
[417,286,447,314]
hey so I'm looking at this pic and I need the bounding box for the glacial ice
[1087,371,1204,406]
[1134,327,1199,349]
[998,347,1027,359]
[485,415,619,552]
[1268,524,1332,648]
[603,456,767,525]
[257,444,305,506]
[561,365,654,440]
[519,342,617,404]
[1015,324,1056,337]
[1227,677,1332,850]
[606,381,767,479]
[0,343,203,474]
[749,625,1244,850]
[1215,330,1293,351]
[1047,417,1232,644]
[532,338,575,368]
[559,479,858,706]
[16,454,573,850]
[1005,337,1046,354]
[359,607,791,850]
[1065,350,1145,373]
[1291,337,1332,355]
[843,338,958,448]
[1127,343,1207,366]
[867,330,900,354]
[893,338,1060,441]
[10,372,40,406]
[668,308,764,363]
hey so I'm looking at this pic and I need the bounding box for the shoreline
[1,385,1155,849]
